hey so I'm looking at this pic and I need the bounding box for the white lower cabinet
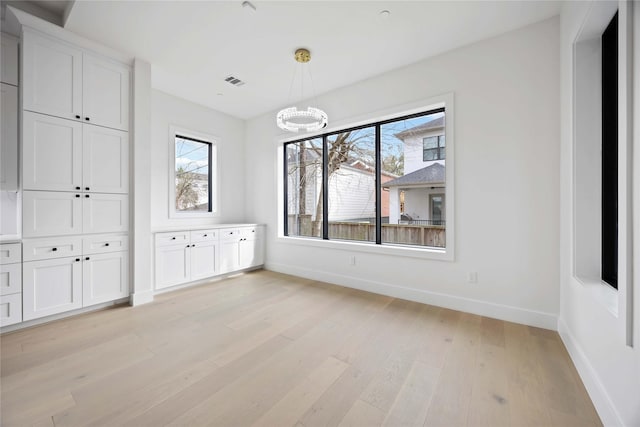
[83,251,128,306]
[21,236,129,322]
[155,244,190,290]
[23,256,83,321]
[0,242,22,327]
[154,226,263,291]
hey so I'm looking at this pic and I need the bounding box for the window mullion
[322,135,329,240]
[375,124,382,245]
[283,143,289,236]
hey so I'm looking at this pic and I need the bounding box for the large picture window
[284,107,448,249]
[169,126,218,218]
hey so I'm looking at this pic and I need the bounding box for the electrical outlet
[467,272,478,283]
[349,255,356,266]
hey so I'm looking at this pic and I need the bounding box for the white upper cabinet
[23,111,83,192]
[1,83,19,190]
[22,30,130,131]
[23,31,83,122]
[82,55,130,131]
[83,125,129,193]
[23,191,83,237]
[1,33,19,86]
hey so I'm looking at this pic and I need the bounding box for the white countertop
[151,223,264,233]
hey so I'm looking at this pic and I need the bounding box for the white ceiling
[63,0,561,120]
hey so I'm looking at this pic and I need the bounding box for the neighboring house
[383,116,446,225]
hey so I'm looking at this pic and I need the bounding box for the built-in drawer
[190,229,218,243]
[0,263,21,296]
[0,293,22,327]
[0,243,21,265]
[219,229,241,241]
[83,234,129,255]
[22,236,82,262]
[156,231,190,247]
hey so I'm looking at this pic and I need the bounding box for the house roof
[394,116,445,139]
[383,163,445,187]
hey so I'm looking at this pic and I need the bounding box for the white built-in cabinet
[13,27,132,325]
[155,226,264,291]
[22,30,129,131]
[22,111,128,193]
[22,234,128,321]
[1,83,19,190]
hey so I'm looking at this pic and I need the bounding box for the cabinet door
[23,31,83,121]
[0,293,22,327]
[82,193,129,234]
[23,191,83,238]
[23,257,82,321]
[155,244,190,290]
[83,125,129,193]
[83,54,130,131]
[23,112,83,192]
[219,240,240,274]
[83,251,128,306]
[1,33,19,86]
[1,83,18,190]
[190,240,218,281]
[239,238,264,269]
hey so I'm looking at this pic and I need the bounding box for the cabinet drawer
[83,234,128,255]
[156,231,190,247]
[219,229,241,241]
[239,227,261,240]
[0,293,22,327]
[23,237,82,262]
[0,243,21,264]
[1,263,21,296]
[190,229,218,243]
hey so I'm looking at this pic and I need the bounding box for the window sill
[574,275,619,317]
[277,236,453,261]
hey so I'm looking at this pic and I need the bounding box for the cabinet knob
[85,117,90,121]
[52,247,57,251]
[85,194,90,198]
[85,257,90,261]
[171,237,176,240]
[192,244,195,247]
[203,234,207,237]
[75,258,80,262]
[75,115,81,119]
[105,243,110,247]
[186,244,190,248]
[85,187,90,191]
[76,186,81,190]
[76,194,80,198]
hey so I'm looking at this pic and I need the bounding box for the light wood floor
[1,270,601,427]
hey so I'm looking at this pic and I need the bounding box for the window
[423,135,445,161]
[284,107,449,250]
[169,126,218,217]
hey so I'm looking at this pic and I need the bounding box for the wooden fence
[288,215,445,247]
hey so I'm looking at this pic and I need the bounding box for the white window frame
[168,125,219,219]
[276,92,455,262]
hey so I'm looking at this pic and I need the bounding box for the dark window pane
[327,127,376,242]
[381,111,446,247]
[175,136,210,212]
[286,138,323,238]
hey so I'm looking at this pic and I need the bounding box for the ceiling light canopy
[276,48,328,133]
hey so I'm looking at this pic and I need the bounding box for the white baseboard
[130,289,154,306]
[558,318,624,427]
[266,262,557,330]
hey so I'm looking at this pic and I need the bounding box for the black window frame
[174,134,214,213]
[283,107,445,246]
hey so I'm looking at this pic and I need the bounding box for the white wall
[150,90,246,229]
[245,18,561,328]
[558,2,640,426]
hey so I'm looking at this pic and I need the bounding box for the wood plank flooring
[0,270,602,426]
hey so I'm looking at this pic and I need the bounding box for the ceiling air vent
[224,75,245,87]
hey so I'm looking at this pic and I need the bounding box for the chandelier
[276,48,328,133]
